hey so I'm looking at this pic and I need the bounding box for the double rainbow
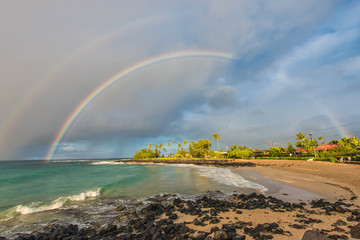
[45,50,235,161]
[0,14,171,150]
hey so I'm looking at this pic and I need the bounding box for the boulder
[214,230,229,240]
[331,219,347,227]
[301,230,331,240]
[168,213,178,220]
[351,223,360,239]
[232,235,246,240]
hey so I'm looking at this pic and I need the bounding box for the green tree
[168,142,171,156]
[133,148,160,159]
[286,142,295,155]
[296,132,312,153]
[173,141,177,152]
[183,140,188,152]
[228,148,254,159]
[318,136,325,145]
[269,147,283,157]
[212,133,221,152]
[333,136,360,155]
[189,139,212,158]
[348,136,360,147]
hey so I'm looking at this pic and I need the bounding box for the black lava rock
[214,230,229,240]
[168,213,178,220]
[351,223,360,239]
[301,230,331,240]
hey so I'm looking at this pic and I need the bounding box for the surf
[0,188,101,221]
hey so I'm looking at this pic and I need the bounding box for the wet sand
[125,158,360,204]
[237,159,360,205]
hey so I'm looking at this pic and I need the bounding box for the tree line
[133,132,360,161]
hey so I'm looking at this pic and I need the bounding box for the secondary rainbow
[0,14,171,150]
[45,50,235,161]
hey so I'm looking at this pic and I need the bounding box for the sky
[0,0,360,160]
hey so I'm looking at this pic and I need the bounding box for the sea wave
[0,188,101,220]
[168,164,267,192]
[90,161,124,165]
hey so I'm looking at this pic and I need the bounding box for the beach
[125,158,360,205]
[119,159,360,239]
[1,159,360,239]
[239,159,360,205]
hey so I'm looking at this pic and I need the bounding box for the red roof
[295,148,306,152]
[315,144,338,151]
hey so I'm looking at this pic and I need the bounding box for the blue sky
[0,0,359,160]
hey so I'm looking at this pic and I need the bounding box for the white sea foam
[15,188,101,215]
[90,161,124,165]
[168,164,267,192]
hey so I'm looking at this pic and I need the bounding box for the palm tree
[173,141,177,152]
[318,136,325,145]
[168,143,171,157]
[212,133,221,152]
[148,144,152,150]
[158,144,163,155]
[183,140,188,152]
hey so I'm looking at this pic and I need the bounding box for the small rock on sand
[351,223,360,239]
[301,230,331,240]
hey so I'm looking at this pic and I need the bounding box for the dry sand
[170,207,353,240]
[237,159,360,205]
[162,159,360,239]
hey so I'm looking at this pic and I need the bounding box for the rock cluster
[1,192,359,240]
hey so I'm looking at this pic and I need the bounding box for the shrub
[228,149,254,159]
[133,148,160,159]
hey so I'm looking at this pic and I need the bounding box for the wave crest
[15,188,101,215]
[168,164,267,192]
[90,161,124,165]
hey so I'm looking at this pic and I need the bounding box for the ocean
[0,160,266,238]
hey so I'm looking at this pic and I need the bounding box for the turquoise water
[0,160,266,237]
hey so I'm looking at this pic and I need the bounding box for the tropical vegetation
[133,132,360,162]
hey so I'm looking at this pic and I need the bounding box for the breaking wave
[0,188,101,221]
[90,161,124,165]
[168,164,267,192]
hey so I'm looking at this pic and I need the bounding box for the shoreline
[3,192,359,239]
[123,158,360,205]
[2,159,360,239]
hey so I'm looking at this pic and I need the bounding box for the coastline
[238,159,360,206]
[123,158,360,205]
[2,159,360,239]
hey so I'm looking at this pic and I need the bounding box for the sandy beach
[163,159,360,239]
[238,159,360,205]
[126,158,360,203]
[120,159,360,239]
[2,159,360,239]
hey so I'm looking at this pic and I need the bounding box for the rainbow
[0,14,172,151]
[319,105,352,139]
[304,95,352,139]
[45,50,235,161]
